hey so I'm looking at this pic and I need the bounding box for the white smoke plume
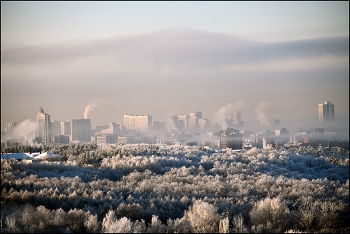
[166,117,178,133]
[254,102,270,127]
[213,102,244,130]
[2,119,38,145]
[83,103,98,119]
[82,99,130,121]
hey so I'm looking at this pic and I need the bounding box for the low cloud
[2,28,348,73]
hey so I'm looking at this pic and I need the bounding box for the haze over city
[1,1,349,134]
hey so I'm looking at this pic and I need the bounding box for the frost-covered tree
[146,215,167,233]
[185,200,220,233]
[84,211,100,233]
[249,197,291,232]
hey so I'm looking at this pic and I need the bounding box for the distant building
[233,112,241,121]
[275,128,289,136]
[51,120,61,136]
[110,123,121,135]
[124,114,152,133]
[220,128,242,150]
[118,136,129,144]
[177,115,189,130]
[61,120,71,136]
[36,107,51,145]
[91,125,109,136]
[96,135,115,144]
[189,112,202,129]
[70,118,91,142]
[268,119,280,127]
[318,101,334,122]
[52,134,70,144]
[227,112,244,128]
[198,118,210,131]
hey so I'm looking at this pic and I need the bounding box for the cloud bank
[1,28,349,132]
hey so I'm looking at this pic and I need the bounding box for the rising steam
[83,103,98,119]
[166,117,178,133]
[1,119,39,145]
[213,102,244,130]
[254,102,270,126]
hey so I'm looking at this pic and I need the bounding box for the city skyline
[2,102,347,137]
[1,2,349,133]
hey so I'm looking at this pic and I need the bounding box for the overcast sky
[1,1,349,134]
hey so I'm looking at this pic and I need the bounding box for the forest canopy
[1,143,349,233]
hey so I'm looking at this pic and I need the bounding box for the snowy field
[1,143,349,233]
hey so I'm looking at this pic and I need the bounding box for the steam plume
[166,117,178,133]
[213,102,244,129]
[1,119,38,145]
[83,103,98,119]
[254,102,269,127]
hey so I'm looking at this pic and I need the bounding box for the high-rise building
[177,115,189,130]
[124,114,152,133]
[51,120,61,136]
[220,128,242,150]
[36,107,51,145]
[61,120,71,136]
[189,112,202,129]
[233,112,241,121]
[110,123,120,135]
[70,118,91,142]
[318,101,334,122]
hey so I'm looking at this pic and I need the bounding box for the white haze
[2,119,39,145]
[1,29,349,134]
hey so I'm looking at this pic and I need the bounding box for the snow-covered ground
[1,151,62,160]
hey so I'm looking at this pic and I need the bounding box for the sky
[1,1,349,134]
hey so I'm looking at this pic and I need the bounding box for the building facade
[61,120,71,136]
[70,118,91,142]
[177,115,189,130]
[318,101,334,122]
[51,120,61,136]
[220,128,243,150]
[189,112,202,129]
[124,114,152,133]
[36,107,51,145]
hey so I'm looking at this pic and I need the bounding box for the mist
[1,119,39,145]
[1,29,349,133]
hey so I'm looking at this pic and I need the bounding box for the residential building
[70,118,91,142]
[51,120,61,136]
[124,114,152,133]
[52,135,70,144]
[220,128,243,150]
[61,120,71,136]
